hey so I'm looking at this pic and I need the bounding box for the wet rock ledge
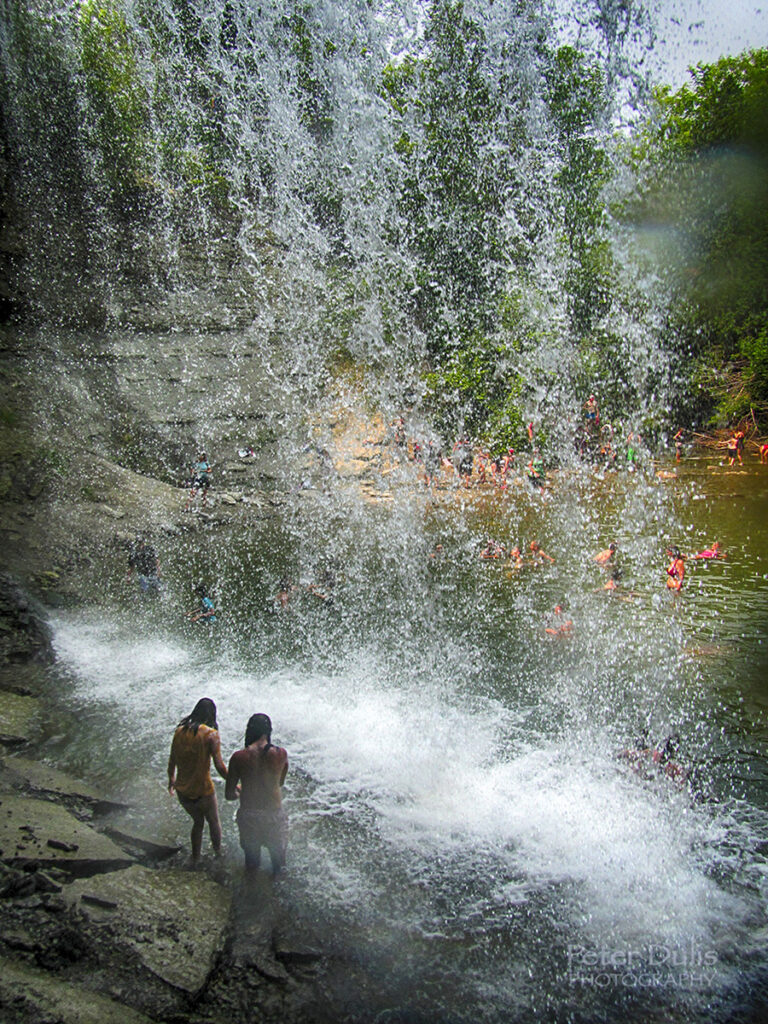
[0,575,325,1024]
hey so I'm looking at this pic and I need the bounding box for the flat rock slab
[0,691,41,746]
[0,954,155,1024]
[101,820,181,860]
[0,662,49,696]
[0,794,134,875]
[1,755,129,813]
[65,864,231,993]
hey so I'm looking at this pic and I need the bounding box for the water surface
[49,453,768,1022]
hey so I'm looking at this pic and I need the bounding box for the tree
[627,50,768,426]
[545,46,613,335]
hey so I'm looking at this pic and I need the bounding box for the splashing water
[3,0,768,1020]
[49,457,768,1022]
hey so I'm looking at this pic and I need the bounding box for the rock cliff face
[0,322,307,591]
[0,105,292,333]
[0,309,400,610]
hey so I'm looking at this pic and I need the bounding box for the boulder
[0,662,48,696]
[0,954,155,1024]
[64,864,231,993]
[0,794,134,875]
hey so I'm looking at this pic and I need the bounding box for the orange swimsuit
[171,724,216,799]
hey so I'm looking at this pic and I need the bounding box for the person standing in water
[594,542,616,565]
[665,548,686,591]
[167,698,228,865]
[226,713,289,876]
[584,395,599,431]
[673,428,684,462]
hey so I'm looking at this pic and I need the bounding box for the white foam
[50,610,753,957]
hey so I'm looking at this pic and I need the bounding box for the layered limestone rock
[0,575,52,664]
[1,755,130,817]
[0,693,41,748]
[0,955,156,1024]
[65,864,231,993]
[0,794,134,876]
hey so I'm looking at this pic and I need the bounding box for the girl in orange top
[168,697,228,864]
[665,548,686,591]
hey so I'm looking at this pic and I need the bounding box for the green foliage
[653,51,768,156]
[388,1,510,354]
[381,57,419,117]
[574,330,639,422]
[546,47,614,335]
[384,20,618,444]
[0,407,20,428]
[423,327,528,449]
[77,0,150,189]
[742,329,768,392]
[626,50,768,426]
[181,151,230,206]
[281,4,335,143]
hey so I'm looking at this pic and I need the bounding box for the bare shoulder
[269,745,288,763]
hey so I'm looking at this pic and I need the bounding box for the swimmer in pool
[595,543,616,565]
[544,604,573,636]
[480,540,506,560]
[507,546,525,571]
[618,731,687,786]
[529,540,554,565]
[692,542,725,560]
[665,548,685,591]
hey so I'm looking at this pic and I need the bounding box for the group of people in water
[393,417,546,493]
[475,531,724,605]
[395,396,669,492]
[167,698,289,873]
[155,411,760,870]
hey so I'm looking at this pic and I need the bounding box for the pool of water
[46,453,768,1022]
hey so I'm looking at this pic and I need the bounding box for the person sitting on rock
[187,584,217,623]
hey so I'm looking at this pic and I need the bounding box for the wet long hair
[178,697,218,735]
[245,713,272,747]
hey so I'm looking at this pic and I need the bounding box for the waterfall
[1,0,676,435]
[2,2,768,1022]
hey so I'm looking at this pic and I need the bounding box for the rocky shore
[0,330,404,1022]
[0,563,339,1024]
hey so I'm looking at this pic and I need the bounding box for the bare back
[226,744,287,812]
